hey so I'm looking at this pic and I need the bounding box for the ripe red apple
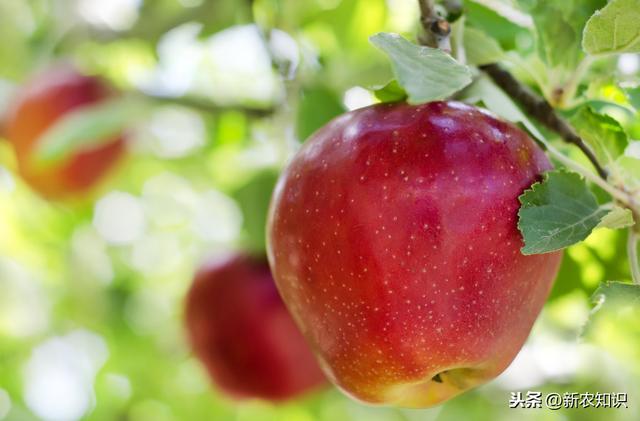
[267,101,562,408]
[4,65,124,199]
[184,254,326,401]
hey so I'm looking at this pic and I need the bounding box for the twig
[628,229,640,284]
[479,63,609,180]
[417,0,452,52]
[478,61,640,224]
[143,93,275,118]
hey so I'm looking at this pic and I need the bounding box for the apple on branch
[184,253,326,402]
[267,101,562,408]
[3,65,125,199]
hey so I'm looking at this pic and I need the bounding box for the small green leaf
[570,99,636,118]
[372,80,407,103]
[592,281,640,311]
[34,96,148,167]
[583,281,640,337]
[370,33,472,104]
[533,8,580,69]
[517,0,604,70]
[613,155,640,190]
[569,106,628,167]
[583,0,640,55]
[518,170,608,255]
[463,26,504,66]
[625,86,640,110]
[467,0,533,29]
[597,205,635,229]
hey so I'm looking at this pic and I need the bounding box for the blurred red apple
[185,254,326,401]
[267,101,562,407]
[4,65,124,199]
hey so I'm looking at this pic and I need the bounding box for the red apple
[4,65,124,199]
[184,254,326,401]
[267,101,562,407]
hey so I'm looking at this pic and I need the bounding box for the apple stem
[629,229,640,285]
[556,56,595,108]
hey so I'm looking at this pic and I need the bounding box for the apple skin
[4,65,124,199]
[184,254,326,401]
[267,101,562,408]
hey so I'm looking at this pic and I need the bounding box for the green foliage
[597,206,635,230]
[613,155,640,189]
[232,170,280,254]
[34,97,149,166]
[588,281,640,325]
[583,0,640,55]
[370,32,472,104]
[625,86,640,109]
[464,1,529,51]
[373,80,407,103]
[517,0,605,70]
[569,106,628,168]
[296,86,346,141]
[463,26,504,66]
[518,171,608,255]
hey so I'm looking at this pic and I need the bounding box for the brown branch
[479,63,609,180]
[417,0,451,52]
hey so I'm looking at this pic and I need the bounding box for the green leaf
[625,86,640,109]
[613,155,640,190]
[463,26,504,66]
[369,32,472,104]
[465,1,531,53]
[517,0,604,70]
[518,170,608,255]
[569,106,628,167]
[296,86,346,141]
[534,9,579,69]
[584,281,640,337]
[597,205,635,229]
[372,80,407,103]
[34,96,149,167]
[467,0,533,30]
[583,0,640,55]
[592,281,640,311]
[569,99,636,118]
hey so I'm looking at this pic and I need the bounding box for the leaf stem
[628,229,640,284]
[542,142,630,205]
[558,56,594,108]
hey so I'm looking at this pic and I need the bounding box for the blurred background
[0,0,639,420]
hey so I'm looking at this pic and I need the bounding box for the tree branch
[479,63,609,180]
[143,93,275,118]
[417,0,451,52]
